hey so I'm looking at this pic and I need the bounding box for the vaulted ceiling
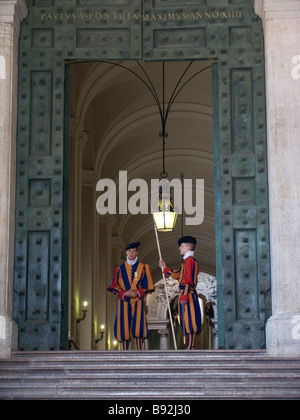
[70,60,215,281]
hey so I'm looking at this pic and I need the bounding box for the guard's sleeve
[107,266,121,296]
[163,266,181,280]
[179,289,190,303]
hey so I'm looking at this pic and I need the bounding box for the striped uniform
[108,261,155,345]
[164,257,201,347]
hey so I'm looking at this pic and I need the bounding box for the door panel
[14,0,142,351]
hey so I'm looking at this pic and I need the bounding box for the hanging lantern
[153,207,177,232]
[153,184,177,232]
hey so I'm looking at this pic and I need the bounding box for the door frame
[14,0,271,351]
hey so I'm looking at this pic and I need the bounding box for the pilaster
[0,0,28,359]
[255,0,300,356]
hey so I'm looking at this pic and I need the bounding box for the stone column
[69,119,87,346]
[158,329,169,350]
[96,216,113,349]
[0,0,28,359]
[255,0,300,356]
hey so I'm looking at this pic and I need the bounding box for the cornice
[0,0,28,35]
[255,0,300,21]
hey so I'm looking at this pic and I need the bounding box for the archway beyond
[68,61,215,350]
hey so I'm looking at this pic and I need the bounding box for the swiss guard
[108,242,155,350]
[159,236,202,350]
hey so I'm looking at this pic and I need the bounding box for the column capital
[0,0,28,35]
[255,0,300,21]
[157,329,169,337]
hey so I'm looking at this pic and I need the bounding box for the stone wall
[255,0,300,356]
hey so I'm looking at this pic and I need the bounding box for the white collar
[126,257,138,266]
[183,250,194,260]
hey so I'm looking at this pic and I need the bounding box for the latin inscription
[40,10,243,23]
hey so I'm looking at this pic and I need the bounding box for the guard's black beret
[178,236,197,246]
[125,242,141,251]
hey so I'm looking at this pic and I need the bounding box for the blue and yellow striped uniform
[108,261,155,343]
[164,257,202,337]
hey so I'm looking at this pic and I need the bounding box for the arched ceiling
[70,60,216,281]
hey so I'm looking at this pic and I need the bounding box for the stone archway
[69,60,215,350]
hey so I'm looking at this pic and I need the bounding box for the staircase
[0,350,300,400]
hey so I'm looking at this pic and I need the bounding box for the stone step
[0,351,299,400]
[11,349,267,360]
[7,351,273,365]
[1,383,299,400]
[1,361,300,374]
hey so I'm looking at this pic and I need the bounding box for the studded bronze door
[14,0,270,350]
[13,0,143,351]
[143,0,271,350]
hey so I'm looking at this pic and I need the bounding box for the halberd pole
[152,213,177,350]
